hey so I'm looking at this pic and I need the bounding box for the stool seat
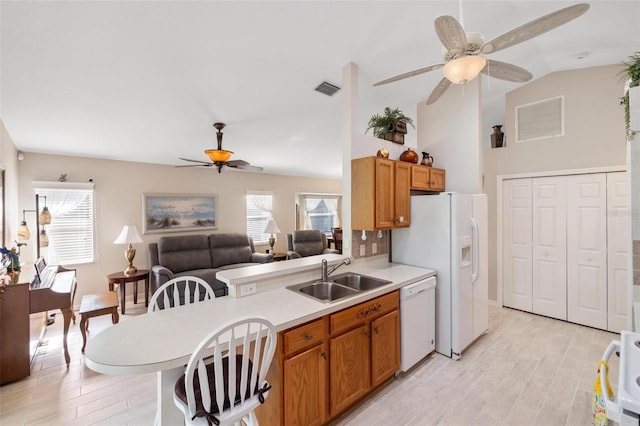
[79,292,119,353]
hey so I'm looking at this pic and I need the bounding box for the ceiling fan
[177,122,263,174]
[373,3,590,105]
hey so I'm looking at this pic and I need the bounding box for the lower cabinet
[274,291,400,426]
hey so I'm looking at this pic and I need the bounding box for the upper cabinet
[352,157,446,231]
[410,164,446,192]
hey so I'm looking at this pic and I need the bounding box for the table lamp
[263,219,281,254]
[114,225,143,275]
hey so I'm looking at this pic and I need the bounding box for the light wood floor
[0,300,620,426]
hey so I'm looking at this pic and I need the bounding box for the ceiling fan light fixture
[443,55,487,85]
[204,149,233,162]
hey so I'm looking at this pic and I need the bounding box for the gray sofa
[286,230,339,259]
[148,233,273,297]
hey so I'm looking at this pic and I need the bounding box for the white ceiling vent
[314,81,341,96]
[516,96,564,143]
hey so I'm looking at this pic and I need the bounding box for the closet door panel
[503,178,532,311]
[567,174,607,329]
[606,171,629,332]
[532,177,567,320]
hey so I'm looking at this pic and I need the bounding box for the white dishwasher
[400,276,437,372]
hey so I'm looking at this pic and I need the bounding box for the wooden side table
[107,269,150,314]
[272,252,288,262]
[79,292,119,353]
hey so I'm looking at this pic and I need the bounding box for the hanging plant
[619,52,640,141]
[365,107,415,140]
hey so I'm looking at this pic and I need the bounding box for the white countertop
[84,256,435,376]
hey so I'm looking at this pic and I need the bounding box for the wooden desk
[107,269,149,314]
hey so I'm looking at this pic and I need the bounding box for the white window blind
[516,96,564,142]
[246,192,273,244]
[33,183,95,265]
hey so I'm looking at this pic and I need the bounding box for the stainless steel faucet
[321,257,352,282]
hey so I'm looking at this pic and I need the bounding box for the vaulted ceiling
[2,1,638,178]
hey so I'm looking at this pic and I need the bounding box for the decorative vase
[491,125,505,148]
[399,148,418,163]
[421,152,433,167]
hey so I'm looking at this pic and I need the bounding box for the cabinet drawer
[283,318,326,356]
[330,291,399,335]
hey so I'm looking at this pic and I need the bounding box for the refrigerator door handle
[471,217,480,283]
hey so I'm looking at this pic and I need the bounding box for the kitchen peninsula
[84,254,435,425]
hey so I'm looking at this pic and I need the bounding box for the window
[300,194,340,234]
[33,182,95,265]
[246,191,273,244]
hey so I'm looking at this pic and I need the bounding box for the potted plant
[620,52,640,141]
[365,107,415,144]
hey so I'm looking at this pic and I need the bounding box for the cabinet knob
[304,334,313,341]
[373,326,379,334]
[321,352,327,360]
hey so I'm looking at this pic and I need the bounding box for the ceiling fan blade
[426,78,452,105]
[480,3,590,54]
[482,59,533,82]
[235,164,264,172]
[373,64,444,86]
[179,157,212,165]
[226,159,263,172]
[434,15,467,51]
[175,164,211,168]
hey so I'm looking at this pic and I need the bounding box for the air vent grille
[314,81,341,96]
[516,96,564,143]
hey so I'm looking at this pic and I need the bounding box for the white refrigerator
[392,193,488,360]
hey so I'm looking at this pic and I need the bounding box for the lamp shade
[204,149,233,162]
[443,55,487,85]
[263,219,281,235]
[17,221,30,240]
[39,229,49,247]
[39,206,52,225]
[113,225,143,244]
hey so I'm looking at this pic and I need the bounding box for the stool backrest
[176,316,277,425]
[148,276,215,313]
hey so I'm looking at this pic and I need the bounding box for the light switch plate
[372,243,377,254]
[360,244,366,256]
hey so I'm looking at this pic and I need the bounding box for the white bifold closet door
[566,173,608,329]
[503,178,533,312]
[532,177,567,320]
[606,172,629,333]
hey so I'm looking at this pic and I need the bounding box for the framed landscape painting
[143,193,217,234]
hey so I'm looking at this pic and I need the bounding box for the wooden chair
[173,316,277,426]
[148,276,215,313]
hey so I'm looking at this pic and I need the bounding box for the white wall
[416,77,483,194]
[484,64,627,302]
[0,119,19,247]
[16,152,341,304]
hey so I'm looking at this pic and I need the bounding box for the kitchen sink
[330,273,392,291]
[288,280,358,303]
[286,273,392,303]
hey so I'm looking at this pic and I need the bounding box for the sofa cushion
[209,233,254,268]
[291,230,325,257]
[158,235,213,273]
[174,270,227,297]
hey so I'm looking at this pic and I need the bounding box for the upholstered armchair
[286,230,339,259]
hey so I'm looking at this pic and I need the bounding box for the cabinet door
[567,174,607,329]
[329,325,369,417]
[532,176,567,320]
[429,168,446,191]
[606,172,629,332]
[370,310,400,388]
[410,164,431,190]
[502,178,533,311]
[375,159,396,229]
[284,343,327,426]
[394,161,411,227]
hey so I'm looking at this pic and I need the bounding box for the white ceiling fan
[373,3,590,105]
[177,122,263,174]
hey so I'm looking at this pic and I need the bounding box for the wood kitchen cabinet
[352,157,411,230]
[269,291,400,425]
[411,164,446,192]
[282,318,327,426]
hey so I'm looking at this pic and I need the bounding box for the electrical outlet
[240,283,257,297]
[360,244,366,256]
[372,243,377,254]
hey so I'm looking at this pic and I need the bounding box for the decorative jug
[421,152,434,167]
